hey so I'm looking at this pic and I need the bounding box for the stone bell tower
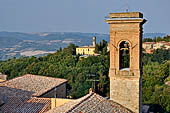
[93,36,96,47]
[105,12,146,113]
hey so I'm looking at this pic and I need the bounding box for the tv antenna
[87,74,99,92]
[126,0,129,12]
[112,0,131,13]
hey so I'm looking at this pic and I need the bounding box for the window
[119,41,130,69]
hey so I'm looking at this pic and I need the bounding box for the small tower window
[119,41,130,70]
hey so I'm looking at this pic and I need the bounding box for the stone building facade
[143,41,170,54]
[105,12,146,113]
[76,36,96,55]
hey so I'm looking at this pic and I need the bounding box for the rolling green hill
[0,31,166,60]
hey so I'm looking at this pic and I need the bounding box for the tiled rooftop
[48,92,133,113]
[0,86,34,98]
[0,74,67,97]
[15,97,51,113]
[0,97,29,112]
[0,97,51,113]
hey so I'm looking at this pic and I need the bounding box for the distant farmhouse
[143,41,170,54]
[76,36,96,55]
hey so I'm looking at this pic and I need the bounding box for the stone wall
[76,47,95,55]
[51,98,74,109]
[110,76,142,113]
[106,12,146,113]
[41,83,66,98]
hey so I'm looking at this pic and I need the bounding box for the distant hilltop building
[143,41,170,54]
[76,36,96,55]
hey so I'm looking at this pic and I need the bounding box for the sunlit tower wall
[105,12,146,113]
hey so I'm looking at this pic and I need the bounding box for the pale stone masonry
[76,36,96,55]
[105,12,146,113]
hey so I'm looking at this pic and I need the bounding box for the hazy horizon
[0,0,170,34]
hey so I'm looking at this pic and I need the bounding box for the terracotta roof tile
[15,97,51,113]
[0,74,67,97]
[0,97,29,112]
[0,97,51,113]
[48,93,133,113]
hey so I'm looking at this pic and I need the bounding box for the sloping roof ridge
[0,74,33,85]
[94,93,134,113]
[0,74,67,85]
[29,97,51,100]
[108,99,134,113]
[92,93,134,113]
[13,97,51,113]
[66,93,94,113]
[24,74,67,82]
[0,75,23,86]
[93,92,105,99]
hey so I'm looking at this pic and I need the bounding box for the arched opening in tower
[119,41,130,70]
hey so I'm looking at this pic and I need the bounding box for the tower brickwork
[105,12,146,113]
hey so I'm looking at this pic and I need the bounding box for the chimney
[89,88,93,94]
[0,74,7,81]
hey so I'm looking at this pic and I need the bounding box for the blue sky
[0,0,170,34]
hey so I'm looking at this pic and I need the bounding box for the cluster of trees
[142,61,170,112]
[0,40,170,112]
[143,35,170,42]
[94,40,108,55]
[142,48,170,112]
[0,43,109,98]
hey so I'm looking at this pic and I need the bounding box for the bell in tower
[119,41,130,69]
[105,12,146,113]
